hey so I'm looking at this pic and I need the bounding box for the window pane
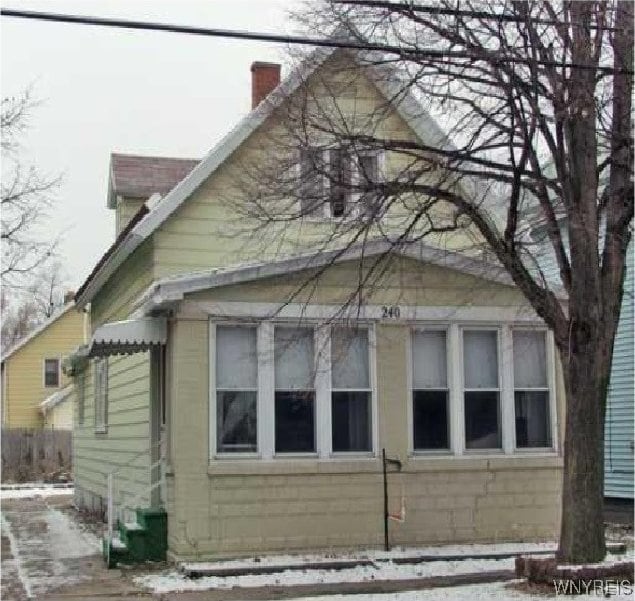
[515,391,551,448]
[300,148,324,216]
[44,359,59,387]
[329,148,351,217]
[464,391,501,449]
[275,328,314,390]
[413,331,447,389]
[413,390,448,450]
[77,372,85,425]
[359,154,378,183]
[275,391,315,453]
[513,330,547,389]
[332,391,371,452]
[331,328,369,389]
[217,391,257,453]
[216,326,257,389]
[463,331,498,389]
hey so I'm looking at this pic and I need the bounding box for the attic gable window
[298,147,383,220]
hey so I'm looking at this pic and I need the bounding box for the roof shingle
[109,153,199,201]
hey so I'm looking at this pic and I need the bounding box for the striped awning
[89,317,167,357]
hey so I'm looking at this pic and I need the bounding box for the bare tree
[1,261,69,354]
[1,88,61,288]
[237,1,633,563]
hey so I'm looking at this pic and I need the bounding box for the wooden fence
[1,428,72,483]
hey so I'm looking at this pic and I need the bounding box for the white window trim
[408,323,558,459]
[209,319,378,461]
[461,326,504,455]
[407,325,453,457]
[209,321,261,460]
[272,323,319,458]
[510,326,558,454]
[43,357,61,388]
[328,324,377,458]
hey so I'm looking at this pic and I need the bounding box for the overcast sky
[1,0,298,291]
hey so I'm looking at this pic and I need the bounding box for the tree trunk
[556,324,613,564]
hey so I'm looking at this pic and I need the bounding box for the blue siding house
[604,246,634,498]
[534,226,633,499]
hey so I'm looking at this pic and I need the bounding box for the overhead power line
[1,8,631,75]
[338,0,621,31]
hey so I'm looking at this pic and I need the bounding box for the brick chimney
[63,290,75,305]
[251,62,281,109]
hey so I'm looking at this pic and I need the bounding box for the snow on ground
[1,485,74,500]
[1,496,100,598]
[44,505,101,559]
[180,542,557,573]
[1,511,34,599]
[274,581,635,600]
[136,556,515,593]
[138,542,635,595]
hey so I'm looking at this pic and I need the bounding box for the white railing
[106,438,166,543]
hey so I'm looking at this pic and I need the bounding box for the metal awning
[89,317,167,357]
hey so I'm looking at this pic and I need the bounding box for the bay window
[513,330,551,448]
[215,326,258,454]
[274,327,316,453]
[463,330,501,450]
[331,328,372,453]
[411,329,449,450]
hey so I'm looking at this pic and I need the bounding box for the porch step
[103,507,167,568]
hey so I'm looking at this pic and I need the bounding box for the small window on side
[94,358,108,433]
[44,358,60,388]
[77,372,86,425]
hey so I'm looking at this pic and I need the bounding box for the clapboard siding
[3,308,84,428]
[536,231,633,499]
[73,351,151,508]
[605,243,634,498]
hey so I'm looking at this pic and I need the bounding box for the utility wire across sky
[1,7,632,75]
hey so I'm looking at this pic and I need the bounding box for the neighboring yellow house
[69,45,565,565]
[1,302,85,429]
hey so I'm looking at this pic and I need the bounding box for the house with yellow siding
[2,302,85,429]
[68,45,565,565]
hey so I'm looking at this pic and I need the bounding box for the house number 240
[381,305,401,319]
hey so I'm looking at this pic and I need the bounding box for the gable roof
[107,153,199,208]
[133,239,516,315]
[1,302,76,363]
[76,44,460,309]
